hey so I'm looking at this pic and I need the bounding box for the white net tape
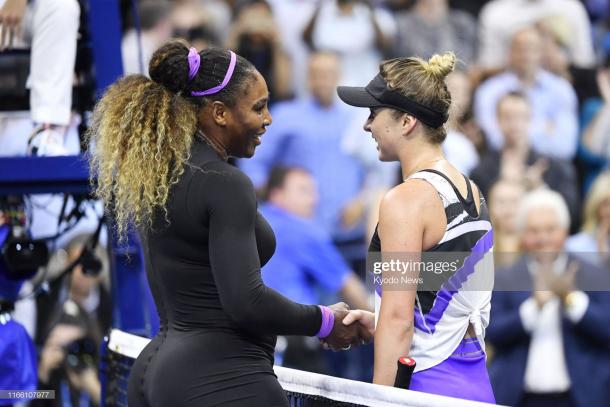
[107,329,503,407]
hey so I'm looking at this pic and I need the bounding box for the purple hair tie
[316,305,335,339]
[191,50,237,97]
[187,47,200,81]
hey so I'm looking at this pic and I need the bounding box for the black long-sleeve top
[140,138,322,361]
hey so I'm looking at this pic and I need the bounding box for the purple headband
[189,49,237,97]
[187,47,200,81]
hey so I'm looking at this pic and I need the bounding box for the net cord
[106,329,503,407]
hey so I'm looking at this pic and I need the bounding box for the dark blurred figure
[33,234,110,406]
[35,234,111,347]
[171,0,231,44]
[382,0,414,11]
[34,304,101,406]
[184,25,219,51]
[226,0,292,102]
[448,0,490,17]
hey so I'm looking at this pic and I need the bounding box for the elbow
[221,283,269,327]
[379,313,414,339]
[224,291,268,329]
[394,324,413,344]
[225,305,260,328]
[222,294,257,325]
[380,302,414,328]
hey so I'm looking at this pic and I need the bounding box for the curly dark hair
[88,39,257,238]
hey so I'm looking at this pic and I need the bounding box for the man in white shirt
[487,189,610,407]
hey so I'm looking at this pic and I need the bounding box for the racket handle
[394,357,416,390]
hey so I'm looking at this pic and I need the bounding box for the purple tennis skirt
[409,337,496,404]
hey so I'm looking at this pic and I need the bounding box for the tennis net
[101,329,500,407]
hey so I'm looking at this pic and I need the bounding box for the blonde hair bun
[424,52,456,80]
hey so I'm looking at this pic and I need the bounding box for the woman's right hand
[321,303,373,350]
[343,309,375,338]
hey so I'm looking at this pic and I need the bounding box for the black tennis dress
[127,139,322,406]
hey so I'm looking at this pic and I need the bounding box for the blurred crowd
[114,0,610,260]
[1,0,610,406]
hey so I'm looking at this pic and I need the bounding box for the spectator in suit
[487,189,610,407]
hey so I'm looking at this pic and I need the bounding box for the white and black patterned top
[371,169,494,372]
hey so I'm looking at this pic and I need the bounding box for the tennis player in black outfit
[88,40,370,406]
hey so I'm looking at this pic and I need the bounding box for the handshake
[318,302,375,351]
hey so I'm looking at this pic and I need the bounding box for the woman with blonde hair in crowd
[337,51,495,402]
[566,171,610,267]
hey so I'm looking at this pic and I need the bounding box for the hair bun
[149,39,191,94]
[424,52,456,80]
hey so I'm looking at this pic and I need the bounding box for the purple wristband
[316,305,335,339]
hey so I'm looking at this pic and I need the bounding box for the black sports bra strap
[414,169,479,218]
[463,173,473,202]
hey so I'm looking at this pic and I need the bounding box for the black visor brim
[336,86,382,109]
